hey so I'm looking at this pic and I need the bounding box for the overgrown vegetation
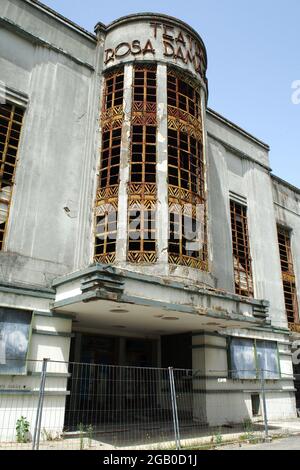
[16,416,30,443]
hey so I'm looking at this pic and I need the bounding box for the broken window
[133,66,157,110]
[167,71,201,119]
[168,129,204,197]
[128,65,157,263]
[277,226,299,325]
[104,69,124,110]
[95,209,118,258]
[229,337,280,380]
[100,128,121,188]
[230,200,254,297]
[94,68,124,263]
[0,103,24,250]
[130,126,156,184]
[167,69,207,270]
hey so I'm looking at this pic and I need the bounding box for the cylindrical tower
[94,14,212,286]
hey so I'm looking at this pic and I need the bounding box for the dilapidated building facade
[0,0,300,439]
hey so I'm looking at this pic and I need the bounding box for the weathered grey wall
[0,0,298,336]
[0,0,101,287]
[207,112,287,329]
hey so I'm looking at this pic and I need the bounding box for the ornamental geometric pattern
[132,113,157,126]
[101,104,123,132]
[167,109,202,142]
[168,253,207,271]
[128,183,156,198]
[167,104,202,130]
[168,185,204,205]
[169,201,200,218]
[288,322,300,333]
[128,197,156,211]
[132,102,157,115]
[94,253,116,264]
[96,185,119,204]
[128,251,157,264]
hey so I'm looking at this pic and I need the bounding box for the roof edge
[207,108,270,151]
[96,12,207,64]
[271,174,300,195]
[23,0,96,42]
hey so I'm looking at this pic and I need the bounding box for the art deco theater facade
[1,0,300,428]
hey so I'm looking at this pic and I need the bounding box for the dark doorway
[294,363,300,410]
[161,333,192,369]
[64,333,158,429]
[125,339,156,367]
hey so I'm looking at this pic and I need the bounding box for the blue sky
[43,0,300,187]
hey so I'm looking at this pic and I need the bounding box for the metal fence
[0,359,297,450]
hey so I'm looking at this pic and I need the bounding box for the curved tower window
[167,68,207,269]
[94,67,124,263]
[128,65,157,263]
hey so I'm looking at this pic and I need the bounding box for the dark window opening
[230,200,253,297]
[277,226,299,324]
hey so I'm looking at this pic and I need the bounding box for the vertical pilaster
[156,64,169,265]
[200,88,211,271]
[116,64,133,263]
[192,333,207,423]
[74,33,105,269]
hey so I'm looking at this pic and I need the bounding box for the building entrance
[64,333,157,429]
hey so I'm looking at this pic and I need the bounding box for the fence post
[32,358,48,450]
[168,367,181,450]
[259,368,270,441]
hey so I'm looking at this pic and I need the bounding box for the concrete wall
[0,0,101,288]
[192,332,297,426]
[0,308,72,442]
[207,112,288,329]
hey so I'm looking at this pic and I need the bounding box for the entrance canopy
[52,264,270,336]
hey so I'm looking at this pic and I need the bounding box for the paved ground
[222,435,300,450]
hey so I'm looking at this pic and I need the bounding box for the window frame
[228,337,281,380]
[277,225,299,325]
[230,199,254,298]
[167,68,207,270]
[0,102,25,251]
[94,67,125,263]
[127,64,158,263]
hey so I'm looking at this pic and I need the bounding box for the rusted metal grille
[94,68,124,264]
[230,200,253,297]
[128,65,157,264]
[0,103,24,250]
[167,69,207,270]
[101,68,124,132]
[167,69,201,119]
[277,226,299,325]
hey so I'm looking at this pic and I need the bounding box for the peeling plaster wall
[0,0,101,289]
[207,114,287,330]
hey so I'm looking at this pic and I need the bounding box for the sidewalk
[222,435,300,450]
